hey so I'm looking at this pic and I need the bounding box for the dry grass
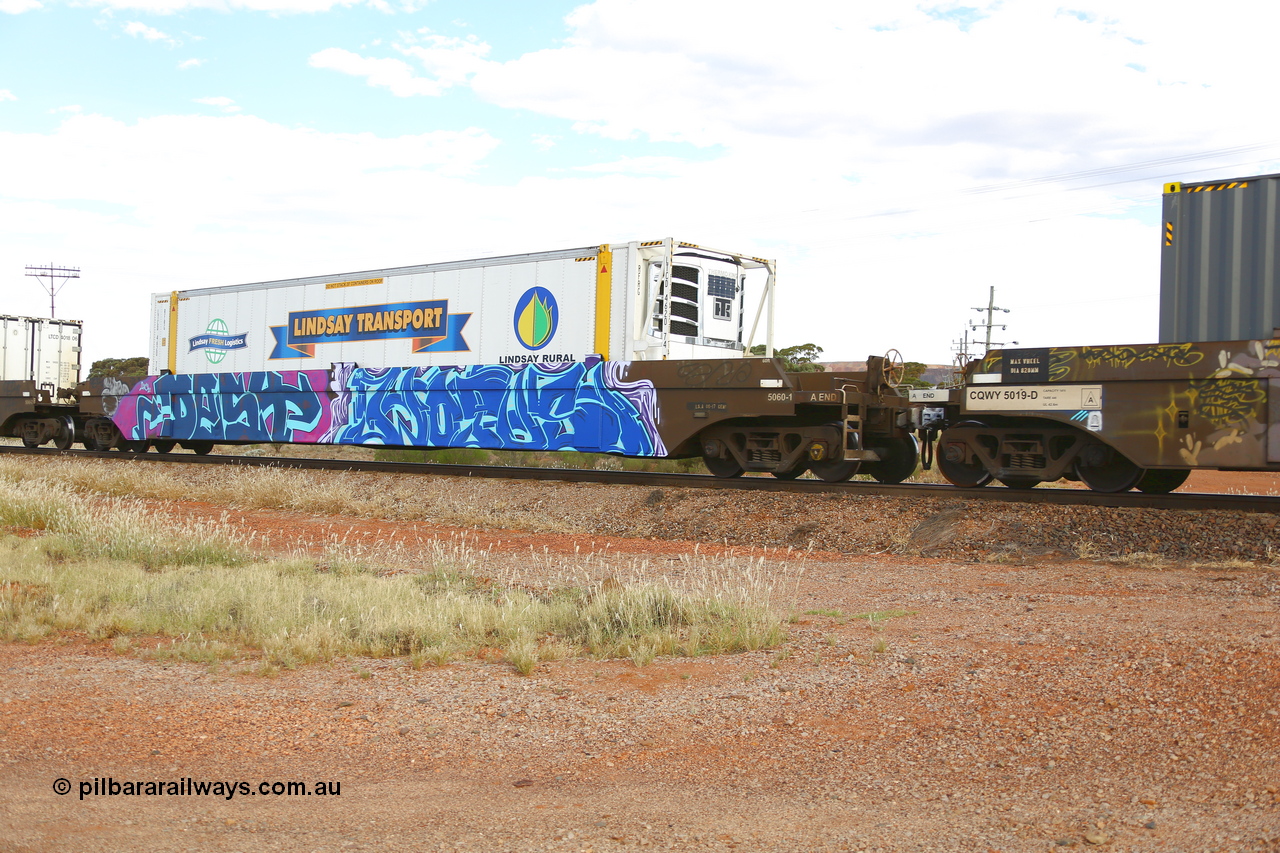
[0,456,578,534]
[0,473,797,673]
[1073,538,1266,570]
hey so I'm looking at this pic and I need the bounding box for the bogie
[864,435,919,485]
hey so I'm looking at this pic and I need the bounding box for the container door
[0,317,34,383]
[32,319,70,395]
[58,322,82,392]
[0,318,12,382]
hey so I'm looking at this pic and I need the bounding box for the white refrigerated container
[149,239,776,375]
[0,315,83,399]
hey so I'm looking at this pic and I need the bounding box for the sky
[4,0,1280,371]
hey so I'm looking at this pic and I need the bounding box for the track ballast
[2,445,1276,514]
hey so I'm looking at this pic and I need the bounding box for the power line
[24,264,80,318]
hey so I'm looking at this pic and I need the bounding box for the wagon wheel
[701,440,743,479]
[53,417,76,451]
[808,458,861,482]
[807,426,861,482]
[1134,468,1190,494]
[935,422,993,488]
[865,435,919,484]
[150,440,177,454]
[1074,444,1143,493]
[703,454,744,478]
[185,441,215,457]
[998,476,1040,490]
[771,461,808,480]
[883,348,905,389]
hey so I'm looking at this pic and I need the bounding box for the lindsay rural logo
[513,287,558,351]
[268,300,471,359]
[189,318,248,365]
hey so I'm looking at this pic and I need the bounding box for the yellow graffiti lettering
[1190,379,1266,428]
[1081,343,1205,370]
[1048,349,1077,381]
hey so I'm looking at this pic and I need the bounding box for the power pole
[970,285,1016,352]
[951,328,971,364]
[942,328,972,387]
[24,264,80,318]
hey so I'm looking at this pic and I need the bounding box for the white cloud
[124,21,179,46]
[573,155,693,177]
[67,0,385,12]
[178,58,205,69]
[309,32,489,98]
[395,30,489,87]
[458,0,1278,166]
[53,104,83,113]
[530,134,558,152]
[0,0,41,12]
[309,47,445,97]
[0,90,16,102]
[194,96,240,112]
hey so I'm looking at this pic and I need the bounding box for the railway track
[3,444,1277,514]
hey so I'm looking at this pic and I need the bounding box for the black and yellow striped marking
[1165,221,1174,246]
[1186,181,1249,193]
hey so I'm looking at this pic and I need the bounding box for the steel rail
[2,445,1277,513]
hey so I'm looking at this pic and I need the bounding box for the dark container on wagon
[1159,173,1280,343]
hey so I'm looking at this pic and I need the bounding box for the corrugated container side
[1160,173,1280,342]
[0,316,82,390]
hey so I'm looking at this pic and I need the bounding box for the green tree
[899,361,933,389]
[749,343,825,372]
[88,357,150,379]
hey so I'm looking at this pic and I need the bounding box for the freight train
[3,238,1278,494]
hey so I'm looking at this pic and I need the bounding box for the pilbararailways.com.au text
[53,777,342,801]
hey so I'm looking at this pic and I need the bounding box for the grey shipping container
[0,315,83,399]
[1159,173,1280,342]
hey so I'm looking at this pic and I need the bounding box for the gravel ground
[1,468,1278,852]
